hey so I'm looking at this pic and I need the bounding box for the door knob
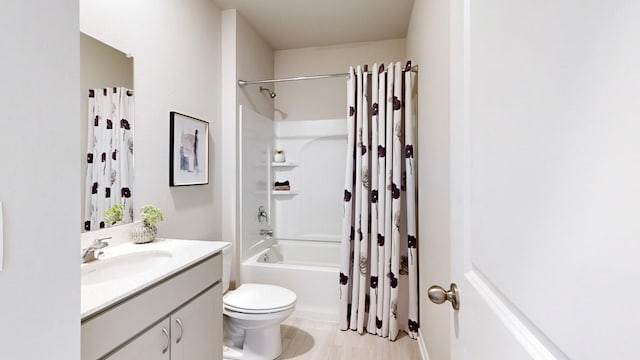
[428,283,460,310]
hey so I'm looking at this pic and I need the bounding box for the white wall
[0,0,80,358]
[406,1,452,359]
[80,33,134,230]
[80,0,222,240]
[236,12,275,120]
[221,9,274,286]
[274,39,406,121]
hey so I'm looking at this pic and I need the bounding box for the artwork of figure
[180,129,200,173]
[170,112,208,186]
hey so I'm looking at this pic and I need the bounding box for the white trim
[417,329,430,360]
[467,270,568,360]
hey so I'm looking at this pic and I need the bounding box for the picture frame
[169,112,209,186]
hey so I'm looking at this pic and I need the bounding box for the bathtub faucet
[259,229,273,237]
[257,206,268,222]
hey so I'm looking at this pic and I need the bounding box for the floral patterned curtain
[339,62,418,340]
[83,87,134,231]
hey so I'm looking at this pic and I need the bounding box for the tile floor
[280,317,421,360]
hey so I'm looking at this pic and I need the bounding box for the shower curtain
[83,87,134,231]
[339,62,418,341]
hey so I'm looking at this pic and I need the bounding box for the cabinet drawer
[106,318,171,360]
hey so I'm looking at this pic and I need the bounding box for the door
[171,284,223,360]
[107,318,171,360]
[441,0,640,359]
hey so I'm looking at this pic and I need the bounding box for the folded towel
[274,185,291,191]
[274,180,290,186]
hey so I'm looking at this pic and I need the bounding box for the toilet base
[222,323,282,360]
[243,324,282,360]
[222,345,243,360]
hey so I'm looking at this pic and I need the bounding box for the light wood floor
[280,317,421,360]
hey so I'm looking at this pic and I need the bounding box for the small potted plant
[132,205,164,244]
[103,204,124,226]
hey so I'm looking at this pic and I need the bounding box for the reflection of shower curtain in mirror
[83,87,134,231]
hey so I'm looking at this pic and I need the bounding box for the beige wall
[407,1,453,359]
[0,0,80,358]
[80,0,222,240]
[221,9,274,286]
[273,39,406,121]
[236,12,275,120]
[80,33,134,230]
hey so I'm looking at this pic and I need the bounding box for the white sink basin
[81,250,172,286]
[81,239,229,319]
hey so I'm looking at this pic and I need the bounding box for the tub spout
[259,229,273,236]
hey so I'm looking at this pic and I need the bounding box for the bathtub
[241,239,340,321]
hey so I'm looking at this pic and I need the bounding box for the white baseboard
[418,329,430,360]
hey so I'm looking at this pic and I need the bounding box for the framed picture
[169,112,209,186]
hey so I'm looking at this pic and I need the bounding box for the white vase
[132,222,157,244]
[274,150,285,162]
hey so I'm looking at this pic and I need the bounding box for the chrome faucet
[81,237,110,263]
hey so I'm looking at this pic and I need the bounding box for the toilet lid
[223,283,296,312]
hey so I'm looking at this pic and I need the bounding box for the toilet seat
[223,283,296,314]
[224,302,294,314]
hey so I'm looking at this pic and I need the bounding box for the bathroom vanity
[81,239,228,360]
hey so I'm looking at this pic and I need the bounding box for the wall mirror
[80,33,135,232]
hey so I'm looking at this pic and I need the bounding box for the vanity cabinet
[82,252,223,360]
[170,283,222,360]
[108,284,222,360]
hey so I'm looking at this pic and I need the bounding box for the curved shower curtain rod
[238,64,419,87]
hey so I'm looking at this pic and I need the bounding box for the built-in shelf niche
[271,190,299,196]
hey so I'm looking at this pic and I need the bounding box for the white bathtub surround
[272,119,347,242]
[83,87,134,231]
[340,62,418,340]
[239,106,274,261]
[242,239,340,321]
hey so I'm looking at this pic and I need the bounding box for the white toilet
[221,245,296,360]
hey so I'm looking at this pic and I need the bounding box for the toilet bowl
[221,245,296,360]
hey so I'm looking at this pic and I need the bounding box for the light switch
[0,202,3,270]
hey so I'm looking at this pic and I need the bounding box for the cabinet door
[107,318,171,360]
[171,283,222,360]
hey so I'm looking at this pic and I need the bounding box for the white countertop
[81,238,228,320]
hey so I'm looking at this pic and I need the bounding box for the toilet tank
[221,243,233,293]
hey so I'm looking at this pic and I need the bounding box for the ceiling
[212,0,415,50]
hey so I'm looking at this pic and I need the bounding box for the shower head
[259,86,276,99]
